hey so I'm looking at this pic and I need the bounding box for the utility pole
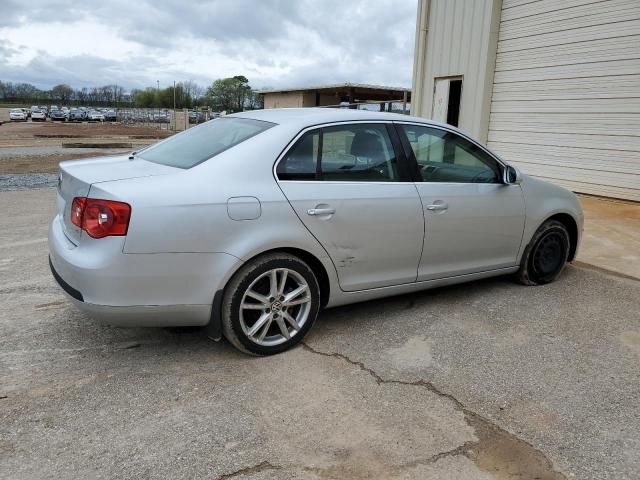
[173,80,176,131]
[157,80,160,129]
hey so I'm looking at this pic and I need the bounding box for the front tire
[517,220,570,285]
[221,252,321,355]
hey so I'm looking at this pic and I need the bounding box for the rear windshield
[137,117,275,169]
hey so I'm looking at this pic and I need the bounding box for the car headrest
[350,131,383,158]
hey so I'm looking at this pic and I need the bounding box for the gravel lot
[0,173,58,191]
[1,188,639,480]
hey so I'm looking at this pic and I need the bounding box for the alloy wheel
[239,268,312,347]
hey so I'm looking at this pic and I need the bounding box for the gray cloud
[0,0,418,91]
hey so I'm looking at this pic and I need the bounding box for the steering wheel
[421,164,439,180]
[470,169,496,183]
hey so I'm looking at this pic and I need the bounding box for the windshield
[137,117,275,169]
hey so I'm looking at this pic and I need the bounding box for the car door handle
[307,208,335,216]
[426,203,448,211]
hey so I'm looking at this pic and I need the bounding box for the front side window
[276,123,400,181]
[137,117,275,169]
[399,124,500,183]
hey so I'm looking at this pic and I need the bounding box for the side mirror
[504,165,522,185]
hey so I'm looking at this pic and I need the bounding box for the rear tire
[221,252,320,356]
[517,220,570,285]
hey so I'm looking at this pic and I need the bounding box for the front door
[276,122,424,292]
[396,123,525,281]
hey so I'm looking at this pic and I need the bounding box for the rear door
[396,123,525,281]
[276,122,424,292]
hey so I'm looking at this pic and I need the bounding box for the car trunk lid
[57,155,177,244]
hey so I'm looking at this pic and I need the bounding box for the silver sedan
[49,108,583,355]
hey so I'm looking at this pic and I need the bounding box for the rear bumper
[48,215,241,327]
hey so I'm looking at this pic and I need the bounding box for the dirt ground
[0,121,173,174]
[0,151,127,174]
[0,120,174,139]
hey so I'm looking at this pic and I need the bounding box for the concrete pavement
[577,195,640,280]
[1,188,639,479]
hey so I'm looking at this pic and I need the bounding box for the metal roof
[256,82,411,94]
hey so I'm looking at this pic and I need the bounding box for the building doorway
[432,76,462,127]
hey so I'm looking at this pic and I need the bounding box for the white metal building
[411,0,640,201]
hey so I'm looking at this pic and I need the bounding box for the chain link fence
[115,108,220,131]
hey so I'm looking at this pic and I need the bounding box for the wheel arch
[205,246,331,341]
[226,247,331,308]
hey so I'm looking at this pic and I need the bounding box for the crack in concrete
[214,460,281,479]
[300,342,567,479]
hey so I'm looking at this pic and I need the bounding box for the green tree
[205,75,253,113]
[134,88,157,108]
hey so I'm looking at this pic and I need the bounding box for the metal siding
[411,0,502,142]
[488,0,640,201]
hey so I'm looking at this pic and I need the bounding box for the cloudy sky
[0,0,418,92]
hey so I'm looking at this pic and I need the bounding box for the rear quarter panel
[91,124,333,266]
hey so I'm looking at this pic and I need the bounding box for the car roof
[230,107,448,130]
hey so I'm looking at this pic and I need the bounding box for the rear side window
[137,117,274,169]
[276,123,400,181]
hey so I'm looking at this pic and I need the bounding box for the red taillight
[70,197,131,239]
[70,197,86,228]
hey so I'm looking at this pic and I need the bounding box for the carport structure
[258,82,411,112]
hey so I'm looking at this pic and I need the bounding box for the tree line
[0,76,263,112]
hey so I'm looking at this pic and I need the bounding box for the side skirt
[325,266,519,308]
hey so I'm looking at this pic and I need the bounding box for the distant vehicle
[50,110,67,122]
[31,109,47,122]
[149,111,170,123]
[104,110,117,121]
[68,109,85,122]
[50,105,58,112]
[9,108,27,121]
[188,111,206,124]
[87,110,105,121]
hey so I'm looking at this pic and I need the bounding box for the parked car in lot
[188,111,206,123]
[49,109,583,355]
[87,110,105,121]
[50,109,67,121]
[31,109,47,121]
[9,108,27,121]
[104,109,117,121]
[68,108,85,122]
